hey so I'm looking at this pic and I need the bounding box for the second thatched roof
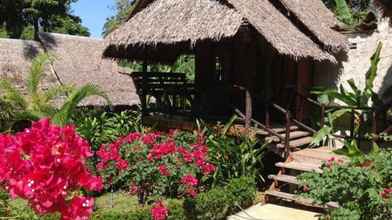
[0,33,140,107]
[104,0,348,63]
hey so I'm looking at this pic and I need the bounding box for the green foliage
[205,128,265,186]
[0,0,89,39]
[103,0,136,36]
[184,176,256,220]
[323,0,372,27]
[335,0,355,25]
[311,43,383,152]
[92,193,152,220]
[0,53,109,129]
[73,109,142,150]
[298,150,392,220]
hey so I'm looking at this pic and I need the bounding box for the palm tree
[0,53,110,128]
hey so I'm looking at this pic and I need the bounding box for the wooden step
[266,131,312,142]
[269,174,299,185]
[277,137,313,149]
[275,161,323,173]
[256,126,299,136]
[265,190,339,209]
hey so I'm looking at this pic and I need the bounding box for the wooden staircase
[256,125,314,157]
[265,147,345,213]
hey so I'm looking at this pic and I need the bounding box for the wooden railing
[131,72,196,117]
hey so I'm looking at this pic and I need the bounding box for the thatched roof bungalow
[103,0,347,123]
[0,33,139,107]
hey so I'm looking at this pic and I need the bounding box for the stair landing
[228,203,322,220]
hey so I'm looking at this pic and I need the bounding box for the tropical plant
[0,53,110,128]
[311,42,383,152]
[73,109,143,151]
[200,117,266,186]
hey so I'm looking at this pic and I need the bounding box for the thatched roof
[0,33,140,107]
[277,0,347,52]
[104,0,347,63]
[105,0,244,60]
[0,38,60,93]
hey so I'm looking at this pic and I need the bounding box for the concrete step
[275,161,323,173]
[269,174,299,185]
[277,137,313,149]
[266,131,312,142]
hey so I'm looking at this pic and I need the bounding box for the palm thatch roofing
[0,33,140,107]
[0,38,60,92]
[104,0,347,63]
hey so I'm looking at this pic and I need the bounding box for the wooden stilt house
[103,0,347,139]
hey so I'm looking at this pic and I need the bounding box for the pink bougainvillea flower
[181,175,198,187]
[151,201,168,220]
[61,196,94,220]
[158,164,171,177]
[0,119,102,220]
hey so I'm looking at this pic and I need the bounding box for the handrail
[234,109,286,143]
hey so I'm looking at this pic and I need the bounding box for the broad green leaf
[311,126,332,147]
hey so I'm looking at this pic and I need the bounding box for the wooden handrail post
[265,102,271,128]
[284,111,291,159]
[245,89,252,132]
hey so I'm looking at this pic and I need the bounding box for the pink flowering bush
[0,119,103,220]
[97,130,215,204]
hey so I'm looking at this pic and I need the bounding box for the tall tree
[0,0,89,40]
[103,0,135,37]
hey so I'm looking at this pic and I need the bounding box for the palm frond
[44,84,74,102]
[26,53,51,95]
[52,84,111,126]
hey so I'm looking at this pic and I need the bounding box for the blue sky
[71,0,116,38]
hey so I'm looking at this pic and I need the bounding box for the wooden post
[245,89,252,130]
[141,62,148,122]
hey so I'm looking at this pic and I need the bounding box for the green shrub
[166,199,187,220]
[184,176,256,220]
[206,132,265,186]
[298,150,392,220]
[73,109,142,151]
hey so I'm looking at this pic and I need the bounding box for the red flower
[116,159,129,170]
[151,201,168,220]
[201,163,216,175]
[158,164,171,177]
[0,119,102,219]
[185,187,198,198]
[61,196,94,220]
[129,183,138,195]
[177,147,193,163]
[380,188,392,199]
[181,175,198,187]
